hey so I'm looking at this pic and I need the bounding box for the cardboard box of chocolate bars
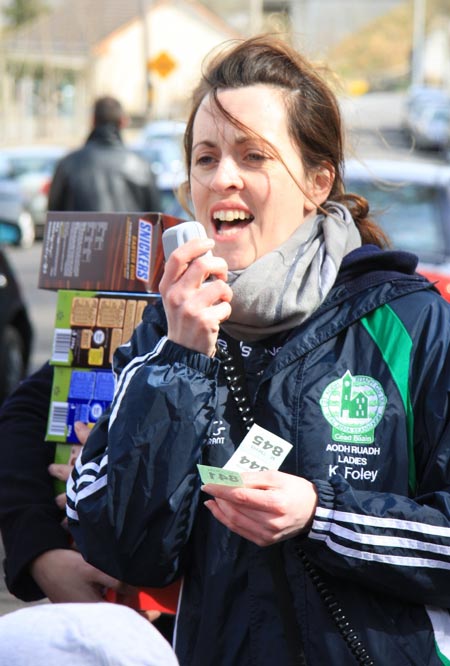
[50,289,160,368]
[38,211,182,292]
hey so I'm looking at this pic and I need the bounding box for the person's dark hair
[182,35,388,248]
[93,96,124,128]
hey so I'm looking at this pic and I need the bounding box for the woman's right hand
[159,237,233,357]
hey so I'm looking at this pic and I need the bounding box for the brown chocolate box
[38,211,183,292]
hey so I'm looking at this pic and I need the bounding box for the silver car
[345,156,450,301]
[0,145,67,238]
[0,179,35,249]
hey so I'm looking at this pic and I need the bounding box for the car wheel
[0,324,25,403]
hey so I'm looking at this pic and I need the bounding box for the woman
[68,36,450,665]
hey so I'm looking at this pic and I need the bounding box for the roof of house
[3,0,241,63]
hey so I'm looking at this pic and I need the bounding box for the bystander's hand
[48,421,90,513]
[30,548,124,603]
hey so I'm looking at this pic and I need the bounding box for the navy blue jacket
[68,246,450,665]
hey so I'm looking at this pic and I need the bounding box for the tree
[2,0,49,28]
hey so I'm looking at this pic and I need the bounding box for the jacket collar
[85,124,124,147]
[336,244,419,286]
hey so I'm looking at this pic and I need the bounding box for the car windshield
[143,139,184,174]
[0,157,10,179]
[346,179,444,260]
[8,155,58,177]
[432,107,450,122]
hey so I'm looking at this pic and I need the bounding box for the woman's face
[190,84,328,270]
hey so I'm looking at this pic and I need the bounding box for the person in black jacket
[48,96,161,213]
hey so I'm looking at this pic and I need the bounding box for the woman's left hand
[202,470,318,547]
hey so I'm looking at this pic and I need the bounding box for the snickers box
[38,211,182,292]
[50,290,160,368]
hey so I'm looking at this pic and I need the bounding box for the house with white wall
[0,0,242,144]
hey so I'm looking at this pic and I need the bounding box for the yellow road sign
[147,51,177,78]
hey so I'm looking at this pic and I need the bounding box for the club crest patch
[320,370,387,444]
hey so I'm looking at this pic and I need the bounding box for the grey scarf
[221,202,361,342]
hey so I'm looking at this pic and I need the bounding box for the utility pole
[138,0,152,121]
[411,0,426,87]
[289,0,314,55]
[248,0,263,35]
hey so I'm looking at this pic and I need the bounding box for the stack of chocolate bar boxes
[38,210,183,615]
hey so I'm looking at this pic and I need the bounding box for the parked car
[138,119,187,146]
[0,221,33,405]
[402,85,450,153]
[131,120,188,219]
[0,179,35,249]
[408,103,450,152]
[345,157,450,300]
[0,145,67,238]
[403,85,449,128]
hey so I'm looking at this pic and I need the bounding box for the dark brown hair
[182,35,388,248]
[93,96,124,128]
